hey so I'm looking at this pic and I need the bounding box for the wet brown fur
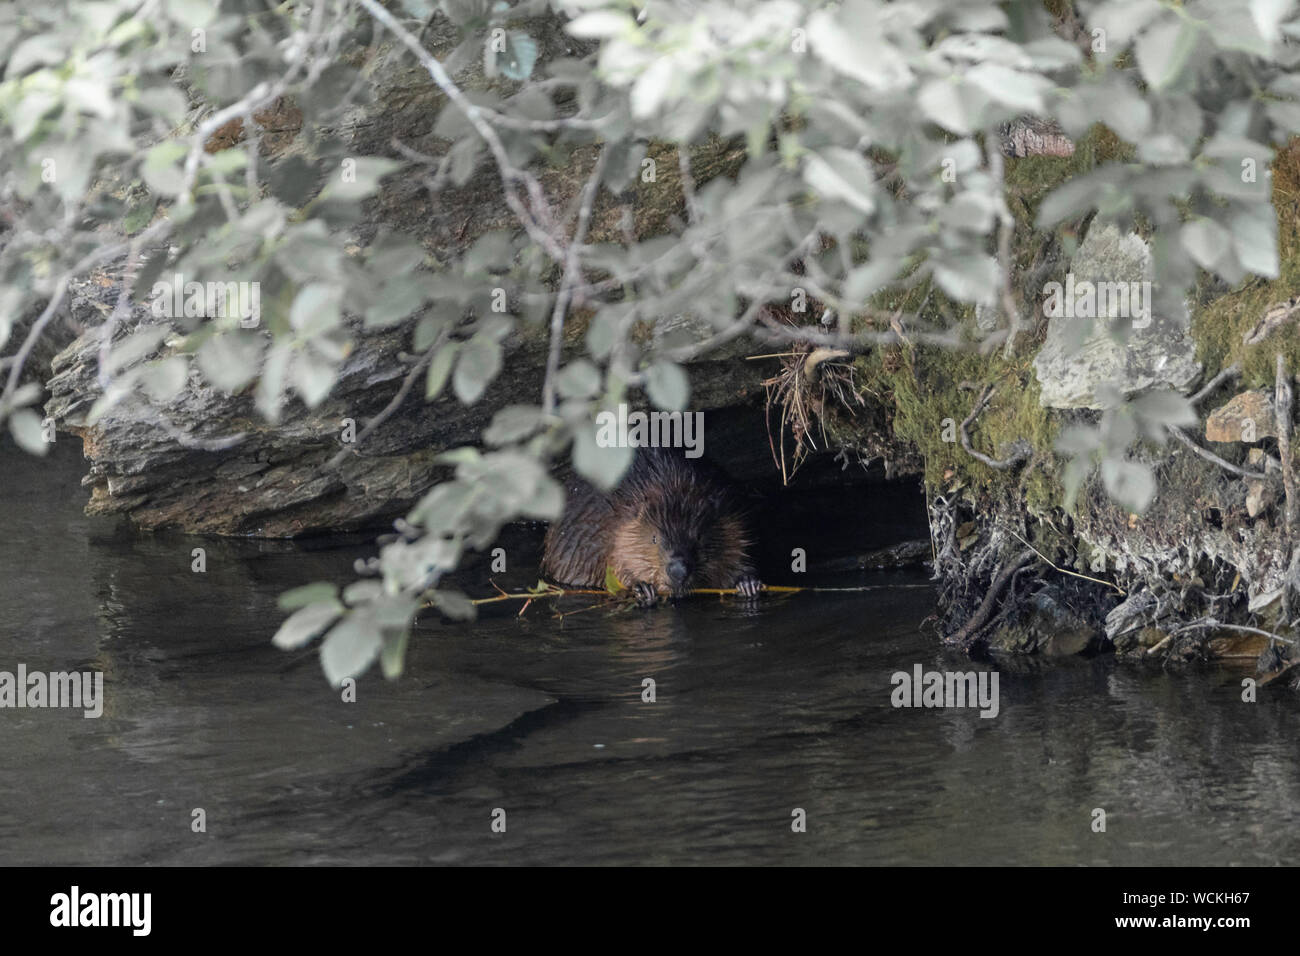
[542,447,759,598]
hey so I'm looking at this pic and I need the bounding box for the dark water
[3,439,1300,866]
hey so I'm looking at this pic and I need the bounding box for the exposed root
[943,548,1038,649]
[959,384,1031,470]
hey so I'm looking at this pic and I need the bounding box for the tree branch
[1169,424,1269,480]
[542,147,608,417]
[1190,363,1241,407]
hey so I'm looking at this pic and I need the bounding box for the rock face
[45,310,764,536]
[1032,223,1202,409]
[999,116,1075,158]
[1204,389,1278,443]
[48,317,446,536]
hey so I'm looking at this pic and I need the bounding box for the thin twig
[1190,363,1241,407]
[1169,425,1269,480]
[466,581,933,607]
[1276,353,1297,531]
[1170,618,1296,647]
[1006,528,1125,595]
[987,125,1021,359]
[326,341,442,470]
[541,147,607,417]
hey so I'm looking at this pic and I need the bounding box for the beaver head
[610,487,741,598]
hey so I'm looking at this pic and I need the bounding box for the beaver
[542,447,764,605]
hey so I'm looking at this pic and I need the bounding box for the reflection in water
[2,439,1299,864]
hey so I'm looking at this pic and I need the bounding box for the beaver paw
[735,575,764,599]
[632,581,660,607]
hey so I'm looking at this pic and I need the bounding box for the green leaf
[604,565,625,593]
[106,326,169,375]
[806,4,912,91]
[573,423,633,492]
[1061,455,1091,513]
[255,342,292,422]
[63,78,114,119]
[278,582,340,611]
[291,349,337,408]
[164,0,219,27]
[408,480,471,532]
[1055,425,1102,457]
[1136,16,1200,91]
[918,79,980,136]
[453,336,503,405]
[8,408,48,456]
[289,283,342,334]
[1180,219,1232,270]
[141,141,188,197]
[86,373,140,424]
[1101,458,1156,513]
[932,252,999,305]
[644,359,689,411]
[272,600,344,650]
[429,588,476,620]
[380,630,409,680]
[803,148,876,215]
[13,90,59,141]
[196,333,263,394]
[566,11,633,39]
[556,360,602,399]
[965,63,1046,112]
[319,157,402,202]
[484,405,542,445]
[500,32,538,81]
[426,343,459,400]
[320,611,384,687]
[1131,390,1197,438]
[9,35,64,76]
[1231,205,1279,279]
[140,356,189,403]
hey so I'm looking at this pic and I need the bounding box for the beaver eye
[651,535,658,545]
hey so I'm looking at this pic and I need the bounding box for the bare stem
[1169,425,1269,480]
[1276,353,1297,531]
[987,126,1021,359]
[326,340,443,470]
[1190,363,1241,407]
[541,147,608,418]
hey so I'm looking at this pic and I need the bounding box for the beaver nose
[666,557,690,586]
